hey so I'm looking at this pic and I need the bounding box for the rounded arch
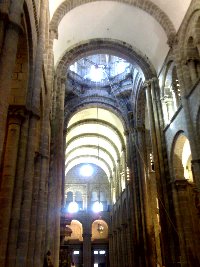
[50,0,175,40]
[65,156,112,180]
[161,60,181,123]
[66,133,120,161]
[178,8,200,63]
[195,15,200,45]
[22,2,35,107]
[64,220,83,241]
[64,101,130,133]
[171,132,193,181]
[91,219,109,240]
[56,39,156,79]
[67,119,126,149]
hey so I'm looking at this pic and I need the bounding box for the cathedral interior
[0,0,200,267]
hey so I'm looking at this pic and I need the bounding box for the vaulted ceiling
[50,0,192,184]
[65,108,126,181]
[50,0,192,72]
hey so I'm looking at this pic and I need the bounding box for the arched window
[172,133,193,182]
[186,36,200,84]
[162,62,181,124]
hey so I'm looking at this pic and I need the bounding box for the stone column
[82,233,92,267]
[121,224,128,267]
[0,2,9,52]
[126,222,133,267]
[82,194,87,210]
[187,59,198,84]
[173,180,199,267]
[112,231,117,267]
[6,113,29,267]
[108,233,113,267]
[0,0,24,173]
[116,159,120,198]
[33,90,51,267]
[0,106,24,267]
[46,77,59,260]
[15,0,48,265]
[53,77,66,267]
[26,152,42,267]
[127,130,140,267]
[145,79,168,267]
[116,228,122,267]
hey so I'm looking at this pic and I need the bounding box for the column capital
[143,80,151,89]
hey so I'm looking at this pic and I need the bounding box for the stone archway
[172,132,193,181]
[56,38,156,79]
[50,0,176,40]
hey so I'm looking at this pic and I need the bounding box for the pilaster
[0,105,25,267]
[0,0,24,171]
[82,233,92,267]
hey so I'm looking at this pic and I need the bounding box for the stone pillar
[187,59,198,84]
[113,231,117,267]
[127,130,141,267]
[82,233,92,267]
[0,0,24,173]
[46,30,57,118]
[0,2,9,52]
[191,159,200,188]
[0,106,24,267]
[15,114,40,267]
[108,233,113,267]
[116,228,122,267]
[6,113,29,267]
[26,152,42,267]
[33,93,51,267]
[53,77,66,267]
[15,0,48,265]
[173,180,199,267]
[126,222,133,267]
[82,194,87,210]
[116,159,120,198]
[145,79,168,267]
[121,224,128,267]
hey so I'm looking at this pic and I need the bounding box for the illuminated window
[94,264,98,267]
[73,251,79,255]
[92,201,103,213]
[94,251,98,255]
[89,65,104,82]
[68,202,79,213]
[80,164,94,177]
[99,250,106,255]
